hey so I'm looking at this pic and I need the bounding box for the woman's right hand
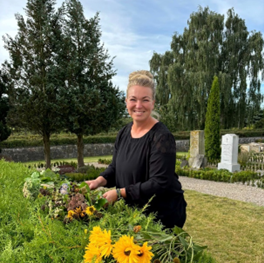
[85,176,107,190]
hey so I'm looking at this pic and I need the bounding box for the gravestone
[188,130,206,168]
[218,134,240,172]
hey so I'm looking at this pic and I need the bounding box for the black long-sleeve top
[100,122,185,224]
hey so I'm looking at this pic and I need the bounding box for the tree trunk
[43,132,51,169]
[77,133,85,168]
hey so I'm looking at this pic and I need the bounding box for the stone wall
[1,137,263,162]
[1,143,115,163]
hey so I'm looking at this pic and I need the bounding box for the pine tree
[3,0,65,168]
[61,0,125,168]
[204,76,221,162]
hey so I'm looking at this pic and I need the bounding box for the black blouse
[100,122,185,219]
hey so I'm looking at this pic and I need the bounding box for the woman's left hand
[102,189,118,204]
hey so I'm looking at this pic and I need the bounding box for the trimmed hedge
[176,166,264,188]
[1,129,264,148]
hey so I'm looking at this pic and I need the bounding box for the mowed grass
[22,152,187,166]
[183,190,264,263]
[22,155,113,166]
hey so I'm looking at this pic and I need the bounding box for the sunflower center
[89,207,94,212]
[124,249,131,256]
[137,252,144,257]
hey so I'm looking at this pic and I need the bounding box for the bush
[176,165,261,187]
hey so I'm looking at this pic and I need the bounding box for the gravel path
[179,176,264,207]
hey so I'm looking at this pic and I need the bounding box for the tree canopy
[3,0,125,168]
[60,0,125,167]
[150,7,264,130]
[204,76,221,162]
[0,70,11,148]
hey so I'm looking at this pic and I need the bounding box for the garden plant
[0,160,216,263]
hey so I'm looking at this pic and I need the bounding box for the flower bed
[21,168,214,263]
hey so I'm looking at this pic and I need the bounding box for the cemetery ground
[1,155,264,262]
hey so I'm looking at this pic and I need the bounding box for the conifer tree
[204,76,221,162]
[61,0,125,168]
[3,0,65,168]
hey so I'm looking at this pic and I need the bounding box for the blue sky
[1,0,264,95]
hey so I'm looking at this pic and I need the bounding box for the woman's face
[126,85,155,123]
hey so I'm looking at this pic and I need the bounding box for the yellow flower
[86,206,96,216]
[112,235,139,263]
[75,206,82,214]
[83,243,102,263]
[84,229,88,234]
[67,210,75,220]
[89,226,113,258]
[89,226,102,241]
[135,242,154,263]
[98,229,113,258]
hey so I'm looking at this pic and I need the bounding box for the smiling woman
[86,70,187,229]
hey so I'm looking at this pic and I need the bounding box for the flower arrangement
[22,169,210,262]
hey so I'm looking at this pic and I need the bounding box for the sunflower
[135,242,154,263]
[67,210,75,220]
[89,226,113,258]
[83,243,102,263]
[89,226,103,242]
[97,229,113,258]
[86,205,96,216]
[112,235,139,263]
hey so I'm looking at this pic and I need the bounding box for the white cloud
[0,0,263,94]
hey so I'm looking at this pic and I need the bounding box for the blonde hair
[127,70,160,120]
[127,70,156,99]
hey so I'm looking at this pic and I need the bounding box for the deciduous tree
[150,7,264,130]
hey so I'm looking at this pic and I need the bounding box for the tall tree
[0,69,11,150]
[150,7,264,130]
[204,76,221,162]
[61,0,125,168]
[3,0,65,168]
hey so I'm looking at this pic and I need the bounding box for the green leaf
[93,198,107,210]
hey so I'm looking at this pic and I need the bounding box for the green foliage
[3,0,125,169]
[98,158,112,165]
[0,70,11,148]
[150,7,264,130]
[0,160,211,262]
[204,76,221,162]
[59,1,126,168]
[176,165,263,188]
[3,0,67,168]
[65,166,106,182]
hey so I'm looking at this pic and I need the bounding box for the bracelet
[116,188,122,200]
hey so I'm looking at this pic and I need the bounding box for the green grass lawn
[22,152,187,166]
[22,155,113,166]
[184,190,264,263]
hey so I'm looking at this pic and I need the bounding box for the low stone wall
[1,143,115,163]
[1,137,263,162]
